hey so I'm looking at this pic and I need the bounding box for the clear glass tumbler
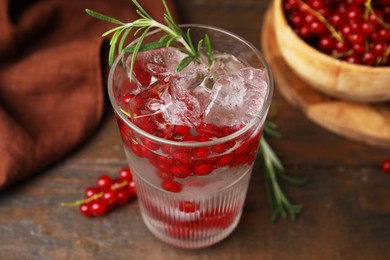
[108,24,273,249]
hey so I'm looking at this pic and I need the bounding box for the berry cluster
[283,0,390,66]
[115,67,262,193]
[62,168,137,218]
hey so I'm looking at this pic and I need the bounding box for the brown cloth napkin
[0,0,177,190]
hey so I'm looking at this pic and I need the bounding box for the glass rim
[108,23,274,147]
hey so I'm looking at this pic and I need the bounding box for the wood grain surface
[1,1,390,260]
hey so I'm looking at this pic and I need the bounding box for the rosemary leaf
[277,170,309,186]
[204,34,213,65]
[176,55,195,72]
[118,28,133,55]
[124,41,168,53]
[132,0,152,19]
[109,29,124,66]
[129,27,152,81]
[85,9,124,25]
[196,39,204,55]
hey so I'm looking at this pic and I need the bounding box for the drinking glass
[108,24,273,249]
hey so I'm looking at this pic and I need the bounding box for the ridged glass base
[132,165,252,249]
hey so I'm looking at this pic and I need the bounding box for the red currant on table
[96,175,113,190]
[382,159,390,174]
[61,167,137,218]
[89,200,107,216]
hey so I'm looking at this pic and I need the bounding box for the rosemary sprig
[86,0,213,80]
[258,121,308,222]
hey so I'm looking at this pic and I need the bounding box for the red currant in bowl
[273,0,390,103]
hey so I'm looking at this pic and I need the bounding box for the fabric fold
[0,0,177,190]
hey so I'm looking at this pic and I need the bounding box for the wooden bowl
[272,0,390,103]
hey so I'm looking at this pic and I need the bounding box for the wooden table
[1,1,390,259]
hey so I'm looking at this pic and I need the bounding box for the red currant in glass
[193,163,214,176]
[172,164,192,178]
[162,180,183,193]
[178,201,200,213]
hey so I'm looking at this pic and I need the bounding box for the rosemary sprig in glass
[258,121,308,222]
[86,0,212,80]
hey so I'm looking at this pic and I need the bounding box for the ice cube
[133,47,196,80]
[208,52,246,77]
[203,67,267,127]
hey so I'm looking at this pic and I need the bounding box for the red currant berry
[215,154,234,168]
[192,147,211,158]
[174,125,190,136]
[193,163,214,176]
[334,41,350,53]
[156,170,174,180]
[117,189,131,205]
[372,41,388,56]
[172,164,192,178]
[340,25,353,39]
[368,10,383,25]
[172,149,192,163]
[319,35,335,52]
[346,5,363,22]
[329,12,344,28]
[362,51,377,65]
[102,190,119,208]
[119,167,133,182]
[361,21,376,36]
[128,180,137,195]
[377,28,390,41]
[290,13,304,27]
[122,93,135,106]
[178,201,200,213]
[344,53,361,64]
[79,203,93,218]
[298,25,311,38]
[348,32,365,45]
[85,186,100,198]
[352,43,365,55]
[309,0,325,10]
[89,200,107,216]
[310,21,326,35]
[140,137,160,150]
[96,175,113,191]
[162,180,183,193]
[382,159,390,174]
